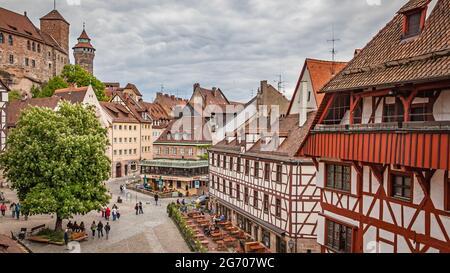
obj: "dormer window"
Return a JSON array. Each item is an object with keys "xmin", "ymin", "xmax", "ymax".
[{"xmin": 405, "ymin": 11, "xmax": 422, "ymax": 37}]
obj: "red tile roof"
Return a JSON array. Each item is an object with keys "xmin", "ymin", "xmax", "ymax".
[
  {"xmin": 398, "ymin": 0, "xmax": 431, "ymax": 13},
  {"xmin": 53, "ymin": 86, "xmax": 88, "ymax": 104},
  {"xmin": 288, "ymin": 59, "xmax": 347, "ymax": 114},
  {"xmin": 322, "ymin": 0, "xmax": 450, "ymax": 93},
  {"xmin": 40, "ymin": 9, "xmax": 69, "ymax": 25},
  {"xmin": 100, "ymin": 102, "xmax": 139, "ymax": 123},
  {"xmin": 73, "ymin": 42, "xmax": 95, "ymax": 50},
  {"xmin": 124, "ymin": 83, "xmax": 142, "ymax": 96},
  {"xmin": 0, "ymin": 7, "xmax": 43, "ymax": 42},
  {"xmin": 6, "ymin": 97, "xmax": 60, "ymax": 127},
  {"xmin": 78, "ymin": 29, "xmax": 90, "ymax": 40},
  {"xmin": 154, "ymin": 92, "xmax": 188, "ymax": 118}
]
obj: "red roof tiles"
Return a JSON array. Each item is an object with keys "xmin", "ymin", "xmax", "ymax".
[{"xmin": 322, "ymin": 0, "xmax": 450, "ymax": 93}]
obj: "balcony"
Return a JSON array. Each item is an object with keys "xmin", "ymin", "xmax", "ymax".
[
  {"xmin": 141, "ymin": 159, "xmax": 209, "ymax": 169},
  {"xmin": 303, "ymin": 121, "xmax": 450, "ymax": 171}
]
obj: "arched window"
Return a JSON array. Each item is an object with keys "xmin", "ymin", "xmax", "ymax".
[
  {"xmin": 0, "ymin": 33, "xmax": 3, "ymax": 44},
  {"xmin": 32, "ymin": 42, "xmax": 35, "ymax": 51},
  {"xmin": 37, "ymin": 44, "xmax": 41, "ymax": 53},
  {"xmin": 27, "ymin": 40, "xmax": 31, "ymax": 50},
  {"xmin": 8, "ymin": 35, "xmax": 13, "ymax": 45}
]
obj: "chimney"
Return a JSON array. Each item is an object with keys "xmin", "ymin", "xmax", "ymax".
[
  {"xmin": 156, "ymin": 92, "xmax": 162, "ymax": 96},
  {"xmin": 212, "ymin": 87, "xmax": 217, "ymax": 96},
  {"xmin": 354, "ymin": 49, "xmax": 362, "ymax": 57},
  {"xmin": 24, "ymin": 11, "xmax": 27, "ymax": 17},
  {"xmin": 299, "ymin": 81, "xmax": 308, "ymax": 127},
  {"xmin": 171, "ymin": 95, "xmax": 175, "ymax": 99}
]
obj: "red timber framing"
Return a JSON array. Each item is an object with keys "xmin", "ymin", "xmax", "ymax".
[{"xmin": 304, "ymin": 131, "xmax": 450, "ymax": 171}]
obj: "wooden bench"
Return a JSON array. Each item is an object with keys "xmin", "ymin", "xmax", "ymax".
[
  {"xmin": 28, "ymin": 224, "xmax": 46, "ymax": 236},
  {"xmin": 71, "ymin": 232, "xmax": 88, "ymax": 242}
]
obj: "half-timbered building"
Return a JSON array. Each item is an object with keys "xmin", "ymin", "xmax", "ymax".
[
  {"xmin": 0, "ymin": 79, "xmax": 8, "ymax": 151},
  {"xmin": 209, "ymin": 66, "xmax": 346, "ymax": 253},
  {"xmin": 299, "ymin": 0, "xmax": 450, "ymax": 253}
]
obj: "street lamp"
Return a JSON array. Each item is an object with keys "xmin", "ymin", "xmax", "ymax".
[{"xmin": 288, "ymin": 239, "xmax": 295, "ymax": 253}]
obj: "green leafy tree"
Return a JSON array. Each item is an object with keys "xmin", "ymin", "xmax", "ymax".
[
  {"xmin": 0, "ymin": 102, "xmax": 111, "ymax": 231},
  {"xmin": 37, "ymin": 76, "xmax": 69, "ymax": 98},
  {"xmin": 8, "ymin": 90, "xmax": 22, "ymax": 102},
  {"xmin": 61, "ymin": 65, "xmax": 107, "ymax": 101}
]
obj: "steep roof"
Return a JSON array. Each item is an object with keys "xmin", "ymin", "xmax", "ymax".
[
  {"xmin": 141, "ymin": 102, "xmax": 171, "ymax": 121},
  {"xmin": 78, "ymin": 29, "xmax": 90, "ymax": 40},
  {"xmin": 0, "ymin": 7, "xmax": 43, "ymax": 42},
  {"xmin": 322, "ymin": 0, "xmax": 450, "ymax": 93},
  {"xmin": 124, "ymin": 83, "xmax": 142, "ymax": 96},
  {"xmin": 40, "ymin": 9, "xmax": 69, "ymax": 25},
  {"xmin": 194, "ymin": 85, "xmax": 230, "ymax": 107},
  {"xmin": 6, "ymin": 97, "xmax": 60, "ymax": 127},
  {"xmin": 155, "ymin": 116, "xmax": 212, "ymax": 145},
  {"xmin": 53, "ymin": 86, "xmax": 88, "ymax": 104},
  {"xmin": 288, "ymin": 59, "xmax": 347, "ymax": 114},
  {"xmin": 154, "ymin": 92, "xmax": 188, "ymax": 117},
  {"xmin": 398, "ymin": 0, "xmax": 431, "ymax": 13},
  {"xmin": 100, "ymin": 102, "xmax": 139, "ymax": 124},
  {"xmin": 212, "ymin": 112, "xmax": 316, "ymax": 160}
]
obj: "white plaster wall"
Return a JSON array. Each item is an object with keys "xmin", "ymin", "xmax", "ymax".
[{"xmin": 433, "ymin": 89, "xmax": 450, "ymax": 121}]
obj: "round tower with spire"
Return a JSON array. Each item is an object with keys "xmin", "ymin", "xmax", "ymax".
[{"xmin": 73, "ymin": 24, "xmax": 95, "ymax": 74}]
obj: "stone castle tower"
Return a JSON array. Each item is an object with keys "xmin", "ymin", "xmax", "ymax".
[
  {"xmin": 40, "ymin": 9, "xmax": 70, "ymax": 53},
  {"xmin": 73, "ymin": 25, "xmax": 95, "ymax": 74}
]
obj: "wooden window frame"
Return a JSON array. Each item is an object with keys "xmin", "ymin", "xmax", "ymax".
[
  {"xmin": 403, "ymin": 9, "xmax": 424, "ymax": 39},
  {"xmin": 236, "ymin": 157, "xmax": 241, "ymax": 173},
  {"xmin": 229, "ymin": 181, "xmax": 233, "ymax": 197},
  {"xmin": 275, "ymin": 198, "xmax": 281, "ymax": 218},
  {"xmin": 244, "ymin": 187, "xmax": 249, "ymax": 205},
  {"xmin": 245, "ymin": 160, "xmax": 250, "ymax": 176},
  {"xmin": 254, "ymin": 161, "xmax": 259, "ymax": 178},
  {"xmin": 388, "ymin": 170, "xmax": 413, "ymax": 203},
  {"xmin": 253, "ymin": 190, "xmax": 258, "ymax": 208},
  {"xmin": 236, "ymin": 184, "xmax": 241, "ymax": 201},
  {"xmin": 229, "ymin": 156, "xmax": 234, "ymax": 171},
  {"xmin": 222, "ymin": 155, "xmax": 227, "ymax": 169},
  {"xmin": 325, "ymin": 163, "xmax": 351, "ymax": 192},
  {"xmin": 222, "ymin": 178, "xmax": 226, "ymax": 193},
  {"xmin": 276, "ymin": 164, "xmax": 282, "ymax": 183},
  {"xmin": 263, "ymin": 194, "xmax": 269, "ymax": 213},
  {"xmin": 264, "ymin": 163, "xmax": 270, "ymax": 181},
  {"xmin": 324, "ymin": 218, "xmax": 355, "ymax": 253}
]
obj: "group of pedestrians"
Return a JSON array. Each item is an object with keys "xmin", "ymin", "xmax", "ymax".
[
  {"xmin": 89, "ymin": 221, "xmax": 111, "ymax": 239},
  {"xmin": 66, "ymin": 221, "xmax": 85, "ymax": 233},
  {"xmin": 101, "ymin": 204, "xmax": 121, "ymax": 221},
  {"xmin": 135, "ymin": 201, "xmax": 144, "ymax": 215},
  {"xmin": 7, "ymin": 202, "xmax": 21, "ymax": 219}
]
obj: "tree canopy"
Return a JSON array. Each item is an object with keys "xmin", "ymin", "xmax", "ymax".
[
  {"xmin": 32, "ymin": 64, "xmax": 108, "ymax": 101},
  {"xmin": 0, "ymin": 102, "xmax": 111, "ymax": 230}
]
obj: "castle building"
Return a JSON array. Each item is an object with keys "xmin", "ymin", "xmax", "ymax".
[
  {"xmin": 73, "ymin": 25, "xmax": 95, "ymax": 75},
  {"xmin": 0, "ymin": 7, "xmax": 70, "ymax": 92}
]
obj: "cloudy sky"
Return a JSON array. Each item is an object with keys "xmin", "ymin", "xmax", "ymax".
[{"xmin": 3, "ymin": 0, "xmax": 406, "ymax": 102}]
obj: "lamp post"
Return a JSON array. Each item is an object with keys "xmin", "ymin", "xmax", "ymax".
[{"xmin": 288, "ymin": 239, "xmax": 295, "ymax": 253}]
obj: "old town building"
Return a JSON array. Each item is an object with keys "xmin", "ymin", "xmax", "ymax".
[
  {"xmin": 0, "ymin": 7, "xmax": 70, "ymax": 92},
  {"xmin": 73, "ymin": 26, "xmax": 95, "ymax": 75},
  {"xmin": 299, "ymin": 0, "xmax": 450, "ymax": 253},
  {"xmin": 208, "ymin": 62, "xmax": 347, "ymax": 253}
]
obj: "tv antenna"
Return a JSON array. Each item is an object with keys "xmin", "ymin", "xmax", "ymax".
[
  {"xmin": 160, "ymin": 84, "xmax": 165, "ymax": 93},
  {"xmin": 274, "ymin": 74, "xmax": 286, "ymax": 95},
  {"xmin": 327, "ymin": 25, "xmax": 340, "ymax": 75}
]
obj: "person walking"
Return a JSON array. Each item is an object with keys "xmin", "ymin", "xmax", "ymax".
[
  {"xmin": 139, "ymin": 201, "xmax": 143, "ymax": 214},
  {"xmin": 105, "ymin": 207, "xmax": 111, "ymax": 221},
  {"xmin": 10, "ymin": 202, "xmax": 16, "ymax": 218},
  {"xmin": 15, "ymin": 203, "xmax": 20, "ymax": 220},
  {"xmin": 97, "ymin": 221, "xmax": 104, "ymax": 238},
  {"xmin": 154, "ymin": 194, "xmax": 159, "ymax": 206},
  {"xmin": 64, "ymin": 229, "xmax": 70, "ymax": 248},
  {"xmin": 101, "ymin": 207, "xmax": 105, "ymax": 218},
  {"xmin": 72, "ymin": 221, "xmax": 79, "ymax": 233},
  {"xmin": 0, "ymin": 203, "xmax": 6, "ymax": 216},
  {"xmin": 135, "ymin": 203, "xmax": 139, "ymax": 215},
  {"xmin": 104, "ymin": 222, "xmax": 111, "ymax": 240},
  {"xmin": 79, "ymin": 222, "xmax": 85, "ymax": 233},
  {"xmin": 116, "ymin": 209, "xmax": 121, "ymax": 220},
  {"xmin": 112, "ymin": 207, "xmax": 117, "ymax": 221},
  {"xmin": 90, "ymin": 221, "xmax": 96, "ymax": 237}
]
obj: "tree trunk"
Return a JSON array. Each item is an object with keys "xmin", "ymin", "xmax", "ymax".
[{"xmin": 55, "ymin": 216, "xmax": 63, "ymax": 232}]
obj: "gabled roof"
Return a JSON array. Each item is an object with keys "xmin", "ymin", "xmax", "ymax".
[
  {"xmin": 193, "ymin": 84, "xmax": 230, "ymax": 107},
  {"xmin": 398, "ymin": 0, "xmax": 431, "ymax": 13},
  {"xmin": 154, "ymin": 92, "xmax": 188, "ymax": 118},
  {"xmin": 124, "ymin": 83, "xmax": 142, "ymax": 96},
  {"xmin": 40, "ymin": 9, "xmax": 69, "ymax": 25},
  {"xmin": 6, "ymin": 97, "xmax": 61, "ymax": 127},
  {"xmin": 322, "ymin": 0, "xmax": 450, "ymax": 93},
  {"xmin": 155, "ymin": 116, "xmax": 212, "ymax": 145},
  {"xmin": 100, "ymin": 102, "xmax": 139, "ymax": 124},
  {"xmin": 288, "ymin": 59, "xmax": 347, "ymax": 114}
]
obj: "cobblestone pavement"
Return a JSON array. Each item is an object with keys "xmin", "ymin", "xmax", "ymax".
[{"xmin": 0, "ymin": 177, "xmax": 191, "ymax": 253}]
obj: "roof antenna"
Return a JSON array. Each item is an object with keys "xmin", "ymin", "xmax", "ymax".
[
  {"xmin": 274, "ymin": 74, "xmax": 285, "ymax": 95},
  {"xmin": 327, "ymin": 25, "xmax": 340, "ymax": 75},
  {"xmin": 160, "ymin": 84, "xmax": 165, "ymax": 93},
  {"xmin": 83, "ymin": 22, "xmax": 86, "ymax": 31}
]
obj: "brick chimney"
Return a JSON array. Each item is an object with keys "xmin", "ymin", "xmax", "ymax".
[{"xmin": 193, "ymin": 83, "xmax": 200, "ymax": 91}]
